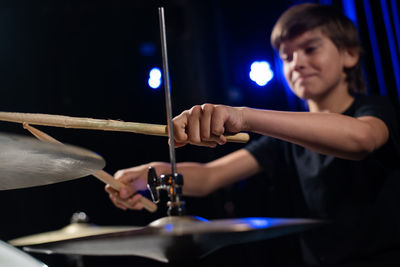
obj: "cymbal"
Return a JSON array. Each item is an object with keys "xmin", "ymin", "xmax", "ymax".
[
  {"xmin": 18, "ymin": 216, "xmax": 322, "ymax": 263},
  {"xmin": 8, "ymin": 223, "xmax": 140, "ymax": 246},
  {"xmin": 0, "ymin": 132, "xmax": 105, "ymax": 190}
]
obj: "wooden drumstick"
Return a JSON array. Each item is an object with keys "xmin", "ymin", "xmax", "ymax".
[
  {"xmin": 87, "ymin": 169, "xmax": 158, "ymax": 213},
  {"xmin": 23, "ymin": 123, "xmax": 158, "ymax": 213},
  {"xmin": 0, "ymin": 112, "xmax": 250, "ymax": 143}
]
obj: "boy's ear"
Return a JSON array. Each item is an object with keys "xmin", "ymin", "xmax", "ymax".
[{"xmin": 343, "ymin": 47, "xmax": 360, "ymax": 68}]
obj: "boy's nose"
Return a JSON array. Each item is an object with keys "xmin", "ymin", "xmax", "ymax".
[{"xmin": 292, "ymin": 52, "xmax": 306, "ymax": 70}]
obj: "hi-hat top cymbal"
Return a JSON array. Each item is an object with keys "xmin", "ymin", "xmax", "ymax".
[
  {"xmin": 0, "ymin": 132, "xmax": 105, "ymax": 190},
  {"xmin": 17, "ymin": 216, "xmax": 322, "ymax": 263}
]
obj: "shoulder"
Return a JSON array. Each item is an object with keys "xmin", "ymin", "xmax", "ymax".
[
  {"xmin": 353, "ymin": 94, "xmax": 393, "ymax": 109},
  {"xmin": 351, "ymin": 94, "xmax": 398, "ymax": 120},
  {"xmin": 355, "ymin": 95, "xmax": 400, "ymax": 158}
]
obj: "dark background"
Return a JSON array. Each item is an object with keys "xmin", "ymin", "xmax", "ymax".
[{"xmin": 0, "ymin": 0, "xmax": 399, "ymax": 266}]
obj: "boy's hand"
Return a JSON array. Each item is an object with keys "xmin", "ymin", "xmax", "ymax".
[
  {"xmin": 105, "ymin": 164, "xmax": 149, "ymax": 210},
  {"xmin": 105, "ymin": 162, "xmax": 170, "ymax": 210},
  {"xmin": 172, "ymin": 104, "xmax": 244, "ymax": 148}
]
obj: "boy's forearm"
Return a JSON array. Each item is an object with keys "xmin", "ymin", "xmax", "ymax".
[
  {"xmin": 176, "ymin": 149, "xmax": 260, "ymax": 197},
  {"xmin": 242, "ymin": 107, "xmax": 387, "ymax": 160}
]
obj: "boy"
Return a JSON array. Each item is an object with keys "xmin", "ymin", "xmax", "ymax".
[{"xmin": 106, "ymin": 3, "xmax": 400, "ymax": 265}]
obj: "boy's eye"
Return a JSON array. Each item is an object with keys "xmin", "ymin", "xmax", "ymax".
[
  {"xmin": 305, "ymin": 46, "xmax": 316, "ymax": 54},
  {"xmin": 281, "ymin": 54, "xmax": 292, "ymax": 62}
]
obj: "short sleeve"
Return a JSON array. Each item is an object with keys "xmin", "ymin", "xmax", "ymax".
[
  {"xmin": 354, "ymin": 96, "xmax": 396, "ymax": 130},
  {"xmin": 244, "ymin": 135, "xmax": 286, "ymax": 173},
  {"xmin": 354, "ymin": 95, "xmax": 400, "ymax": 160}
]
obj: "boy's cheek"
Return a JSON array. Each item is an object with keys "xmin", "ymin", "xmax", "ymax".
[{"xmin": 283, "ymin": 69, "xmax": 292, "ymax": 85}]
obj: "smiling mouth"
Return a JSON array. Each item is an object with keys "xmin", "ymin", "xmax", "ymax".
[{"xmin": 294, "ymin": 74, "xmax": 315, "ymax": 84}]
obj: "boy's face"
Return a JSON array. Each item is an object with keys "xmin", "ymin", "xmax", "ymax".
[{"xmin": 279, "ymin": 28, "xmax": 355, "ymax": 101}]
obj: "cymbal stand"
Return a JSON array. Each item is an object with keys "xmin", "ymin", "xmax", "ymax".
[
  {"xmin": 147, "ymin": 167, "xmax": 185, "ymax": 216},
  {"xmin": 147, "ymin": 7, "xmax": 185, "ymax": 216}
]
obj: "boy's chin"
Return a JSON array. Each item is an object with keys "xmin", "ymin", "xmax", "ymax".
[
  {"xmin": 291, "ymin": 87, "xmax": 310, "ymax": 100},
  {"xmin": 292, "ymin": 86, "xmax": 324, "ymax": 101}
]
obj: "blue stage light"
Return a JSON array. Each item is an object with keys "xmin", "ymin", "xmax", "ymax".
[
  {"xmin": 139, "ymin": 42, "xmax": 156, "ymax": 56},
  {"xmin": 148, "ymin": 67, "xmax": 162, "ymax": 89},
  {"xmin": 342, "ymin": 0, "xmax": 358, "ymax": 29},
  {"xmin": 249, "ymin": 61, "xmax": 274, "ymax": 86},
  {"xmin": 241, "ymin": 218, "xmax": 269, "ymax": 229},
  {"xmin": 363, "ymin": 0, "xmax": 387, "ymax": 96}
]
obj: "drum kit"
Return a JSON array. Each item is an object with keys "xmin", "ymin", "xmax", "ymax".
[{"xmin": 0, "ymin": 7, "xmax": 322, "ymax": 267}]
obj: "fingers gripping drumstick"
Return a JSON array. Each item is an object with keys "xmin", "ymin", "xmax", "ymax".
[
  {"xmin": 23, "ymin": 123, "xmax": 157, "ymax": 213},
  {"xmin": 89, "ymin": 169, "xmax": 157, "ymax": 213}
]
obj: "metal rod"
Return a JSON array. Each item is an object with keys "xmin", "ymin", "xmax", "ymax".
[{"xmin": 158, "ymin": 7, "xmax": 177, "ymax": 175}]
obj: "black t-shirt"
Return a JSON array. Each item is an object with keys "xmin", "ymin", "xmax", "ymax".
[{"xmin": 245, "ymin": 95, "xmax": 400, "ymax": 265}]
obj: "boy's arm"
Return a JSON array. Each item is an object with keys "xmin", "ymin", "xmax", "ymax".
[
  {"xmin": 173, "ymin": 104, "xmax": 389, "ymax": 161},
  {"xmin": 243, "ymin": 108, "xmax": 388, "ymax": 160},
  {"xmin": 181, "ymin": 149, "xmax": 260, "ymax": 196},
  {"xmin": 106, "ymin": 149, "xmax": 260, "ymax": 210}
]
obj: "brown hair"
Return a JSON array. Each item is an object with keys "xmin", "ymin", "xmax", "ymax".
[{"xmin": 271, "ymin": 3, "xmax": 366, "ymax": 95}]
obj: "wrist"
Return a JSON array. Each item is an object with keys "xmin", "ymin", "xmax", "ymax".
[
  {"xmin": 149, "ymin": 161, "xmax": 171, "ymax": 175},
  {"xmin": 238, "ymin": 106, "xmax": 251, "ymax": 132}
]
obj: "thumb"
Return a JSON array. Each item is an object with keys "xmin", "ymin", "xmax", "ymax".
[{"xmin": 120, "ymin": 185, "xmax": 135, "ymax": 199}]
